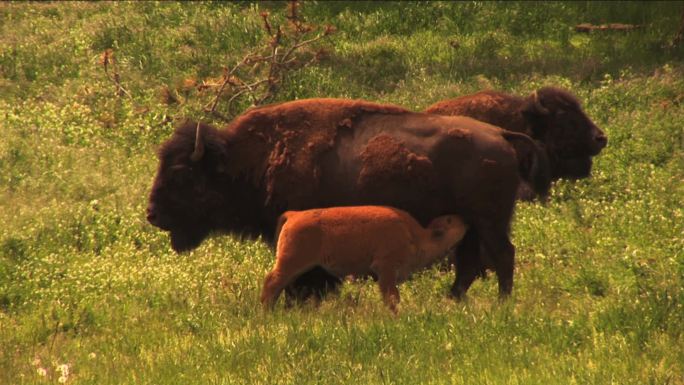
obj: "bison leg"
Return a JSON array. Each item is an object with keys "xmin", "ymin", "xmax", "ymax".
[
  {"xmin": 284, "ymin": 267, "xmax": 342, "ymax": 305},
  {"xmin": 477, "ymin": 223, "xmax": 515, "ymax": 298},
  {"xmin": 450, "ymin": 229, "xmax": 484, "ymax": 300},
  {"xmin": 516, "ymin": 181, "xmax": 537, "ymax": 202}
]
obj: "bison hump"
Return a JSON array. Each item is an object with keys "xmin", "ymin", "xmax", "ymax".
[{"xmin": 242, "ymin": 99, "xmax": 410, "ymax": 208}]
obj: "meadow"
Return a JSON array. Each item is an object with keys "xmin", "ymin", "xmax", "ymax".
[{"xmin": 1, "ymin": 2, "xmax": 683, "ymax": 384}]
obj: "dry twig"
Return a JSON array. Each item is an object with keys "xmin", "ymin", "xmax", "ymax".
[
  {"xmin": 200, "ymin": 0, "xmax": 336, "ymax": 121},
  {"xmin": 671, "ymin": 8, "xmax": 684, "ymax": 47},
  {"xmin": 99, "ymin": 49, "xmax": 133, "ymax": 99},
  {"xmin": 575, "ymin": 23, "xmax": 640, "ymax": 33}
]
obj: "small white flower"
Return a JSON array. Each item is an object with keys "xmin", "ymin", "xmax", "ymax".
[
  {"xmin": 58, "ymin": 375, "xmax": 68, "ymax": 384},
  {"xmin": 57, "ymin": 364, "xmax": 69, "ymax": 376},
  {"xmin": 88, "ymin": 352, "xmax": 97, "ymax": 359},
  {"xmin": 36, "ymin": 367, "xmax": 47, "ymax": 377}
]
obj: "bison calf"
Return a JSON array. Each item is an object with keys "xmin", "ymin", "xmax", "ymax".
[{"xmin": 261, "ymin": 206, "xmax": 467, "ymax": 313}]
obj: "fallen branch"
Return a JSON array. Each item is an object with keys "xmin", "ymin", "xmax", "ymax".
[{"xmin": 575, "ymin": 23, "xmax": 640, "ymax": 33}]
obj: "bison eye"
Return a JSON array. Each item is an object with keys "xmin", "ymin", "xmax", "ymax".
[
  {"xmin": 169, "ymin": 165, "xmax": 193, "ymax": 183},
  {"xmin": 170, "ymin": 164, "xmax": 191, "ymax": 172}
]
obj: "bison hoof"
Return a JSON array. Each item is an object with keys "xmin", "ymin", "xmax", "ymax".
[{"xmin": 449, "ymin": 287, "xmax": 468, "ymax": 302}]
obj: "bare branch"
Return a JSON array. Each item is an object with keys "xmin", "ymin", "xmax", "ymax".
[
  {"xmin": 671, "ymin": 7, "xmax": 684, "ymax": 47},
  {"xmin": 100, "ymin": 49, "xmax": 133, "ymax": 99},
  {"xmin": 260, "ymin": 11, "xmax": 273, "ymax": 37},
  {"xmin": 198, "ymin": 0, "xmax": 335, "ymax": 120},
  {"xmin": 204, "ymin": 53, "xmax": 254, "ymax": 114},
  {"xmin": 226, "ymin": 89, "xmax": 250, "ymax": 116}
]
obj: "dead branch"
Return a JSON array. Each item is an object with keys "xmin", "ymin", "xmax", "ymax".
[
  {"xmin": 99, "ymin": 49, "xmax": 133, "ymax": 99},
  {"xmin": 198, "ymin": 0, "xmax": 335, "ymax": 122},
  {"xmin": 575, "ymin": 23, "xmax": 640, "ymax": 33},
  {"xmin": 203, "ymin": 53, "xmax": 255, "ymax": 115},
  {"xmin": 671, "ymin": 7, "xmax": 684, "ymax": 47}
]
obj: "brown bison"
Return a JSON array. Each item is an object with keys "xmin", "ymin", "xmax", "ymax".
[
  {"xmin": 147, "ymin": 98, "xmax": 551, "ymax": 301},
  {"xmin": 425, "ymin": 87, "xmax": 607, "ymax": 199},
  {"xmin": 262, "ymin": 206, "xmax": 467, "ymax": 312}
]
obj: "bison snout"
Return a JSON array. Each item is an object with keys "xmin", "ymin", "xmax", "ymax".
[
  {"xmin": 589, "ymin": 132, "xmax": 607, "ymax": 155},
  {"xmin": 146, "ymin": 206, "xmax": 161, "ymax": 227},
  {"xmin": 595, "ymin": 133, "xmax": 607, "ymax": 149}
]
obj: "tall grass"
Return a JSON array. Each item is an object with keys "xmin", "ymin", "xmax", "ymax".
[{"xmin": 1, "ymin": 2, "xmax": 683, "ymax": 384}]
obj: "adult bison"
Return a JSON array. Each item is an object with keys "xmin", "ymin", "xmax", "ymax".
[
  {"xmin": 146, "ymin": 99, "xmax": 550, "ymax": 301},
  {"xmin": 425, "ymin": 87, "xmax": 607, "ymax": 200}
]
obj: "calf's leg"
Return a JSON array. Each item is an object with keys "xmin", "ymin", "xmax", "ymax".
[
  {"xmin": 373, "ymin": 263, "xmax": 400, "ymax": 314},
  {"xmin": 261, "ymin": 252, "xmax": 319, "ymax": 309},
  {"xmin": 261, "ymin": 270, "xmax": 291, "ymax": 308}
]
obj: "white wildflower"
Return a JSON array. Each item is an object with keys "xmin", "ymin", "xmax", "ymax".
[
  {"xmin": 36, "ymin": 367, "xmax": 47, "ymax": 377},
  {"xmin": 57, "ymin": 363, "xmax": 70, "ymax": 376}
]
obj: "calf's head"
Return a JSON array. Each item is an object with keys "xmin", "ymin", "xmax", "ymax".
[
  {"xmin": 147, "ymin": 121, "xmax": 234, "ymax": 252},
  {"xmin": 427, "ymin": 215, "xmax": 468, "ymax": 248},
  {"xmin": 522, "ymin": 87, "xmax": 607, "ymax": 179}
]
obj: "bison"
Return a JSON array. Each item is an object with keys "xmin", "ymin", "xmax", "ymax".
[
  {"xmin": 425, "ymin": 87, "xmax": 607, "ymax": 199},
  {"xmin": 147, "ymin": 98, "xmax": 551, "ymax": 302},
  {"xmin": 262, "ymin": 206, "xmax": 467, "ymax": 312}
]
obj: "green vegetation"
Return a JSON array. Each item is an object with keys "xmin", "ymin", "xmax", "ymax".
[{"xmin": 1, "ymin": 2, "xmax": 683, "ymax": 384}]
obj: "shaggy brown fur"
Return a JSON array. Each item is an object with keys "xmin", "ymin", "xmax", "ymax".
[
  {"xmin": 262, "ymin": 206, "xmax": 467, "ymax": 312},
  {"xmin": 425, "ymin": 87, "xmax": 607, "ymax": 199},
  {"xmin": 222, "ymin": 99, "xmax": 410, "ymax": 207},
  {"xmin": 147, "ymin": 98, "xmax": 552, "ymax": 302}
]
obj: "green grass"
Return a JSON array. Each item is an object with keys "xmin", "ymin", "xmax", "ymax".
[{"xmin": 1, "ymin": 1, "xmax": 683, "ymax": 384}]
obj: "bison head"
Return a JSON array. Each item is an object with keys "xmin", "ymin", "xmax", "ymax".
[
  {"xmin": 147, "ymin": 121, "xmax": 248, "ymax": 252},
  {"xmin": 521, "ymin": 87, "xmax": 607, "ymax": 179}
]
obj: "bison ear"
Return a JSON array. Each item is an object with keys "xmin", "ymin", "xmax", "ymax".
[
  {"xmin": 522, "ymin": 90, "xmax": 550, "ymax": 117},
  {"xmin": 190, "ymin": 122, "xmax": 205, "ymax": 162}
]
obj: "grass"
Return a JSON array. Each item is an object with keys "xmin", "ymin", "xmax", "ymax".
[{"xmin": 1, "ymin": 1, "xmax": 683, "ymax": 384}]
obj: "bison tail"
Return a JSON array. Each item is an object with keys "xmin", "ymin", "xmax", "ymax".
[
  {"xmin": 274, "ymin": 212, "xmax": 291, "ymax": 245},
  {"xmin": 502, "ymin": 131, "xmax": 552, "ymax": 200}
]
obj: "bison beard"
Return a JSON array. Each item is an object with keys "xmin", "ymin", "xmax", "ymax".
[
  {"xmin": 147, "ymin": 99, "xmax": 551, "ymax": 302},
  {"xmin": 425, "ymin": 87, "xmax": 607, "ymax": 200}
]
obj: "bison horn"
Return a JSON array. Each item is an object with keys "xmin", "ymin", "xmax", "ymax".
[
  {"xmin": 190, "ymin": 122, "xmax": 205, "ymax": 162},
  {"xmin": 531, "ymin": 90, "xmax": 550, "ymax": 115}
]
